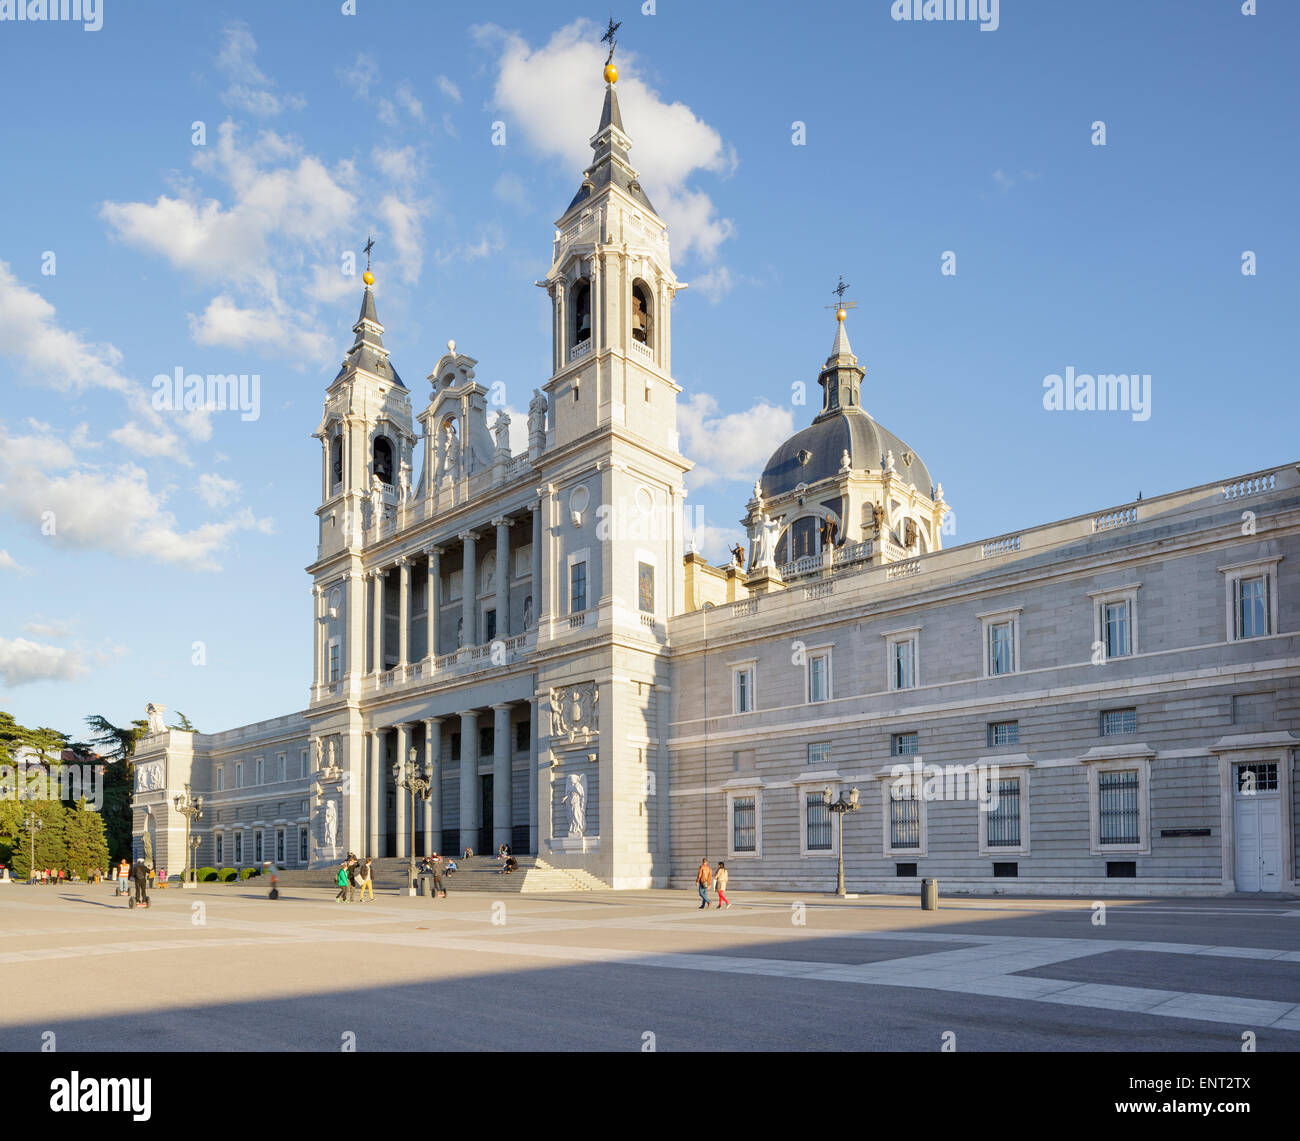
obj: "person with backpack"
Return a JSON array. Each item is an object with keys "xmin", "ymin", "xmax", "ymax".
[
  {"xmin": 715, "ymin": 862, "xmax": 731, "ymax": 909},
  {"xmin": 696, "ymin": 858, "xmax": 713, "ymax": 909}
]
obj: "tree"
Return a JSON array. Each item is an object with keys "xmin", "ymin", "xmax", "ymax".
[
  {"xmin": 63, "ymin": 799, "xmax": 110, "ymax": 879},
  {"xmin": 0, "ymin": 711, "xmax": 69, "ymax": 761},
  {"xmin": 168, "ymin": 711, "xmax": 196, "ymax": 732},
  {"xmin": 84, "ymin": 714, "xmax": 148, "ymax": 863},
  {"xmin": 7, "ymin": 800, "xmax": 67, "ymax": 879}
]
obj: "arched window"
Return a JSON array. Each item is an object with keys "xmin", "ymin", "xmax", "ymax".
[
  {"xmin": 373, "ymin": 436, "xmax": 394, "ymax": 485},
  {"xmin": 330, "ymin": 433, "xmax": 343, "ymax": 489},
  {"xmin": 571, "ymin": 278, "xmax": 591, "ymax": 346},
  {"xmin": 631, "ymin": 279, "xmax": 653, "ymax": 345}
]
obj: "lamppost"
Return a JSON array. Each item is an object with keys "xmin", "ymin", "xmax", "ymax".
[
  {"xmin": 23, "ymin": 812, "xmax": 42, "ymax": 883},
  {"xmin": 393, "ymin": 746, "xmax": 433, "ymax": 895},
  {"xmin": 823, "ymin": 785, "xmax": 860, "ymax": 898},
  {"xmin": 190, "ymin": 836, "xmax": 201, "ymax": 883},
  {"xmin": 172, "ymin": 784, "xmax": 204, "ymax": 887}
]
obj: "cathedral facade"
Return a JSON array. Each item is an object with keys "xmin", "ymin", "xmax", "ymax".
[{"xmin": 130, "ymin": 67, "xmax": 1300, "ymax": 896}]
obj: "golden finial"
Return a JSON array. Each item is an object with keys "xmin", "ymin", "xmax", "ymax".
[
  {"xmin": 826, "ymin": 275, "xmax": 855, "ymax": 322},
  {"xmin": 604, "ymin": 63, "xmax": 619, "ymax": 84},
  {"xmin": 362, "ymin": 235, "xmax": 376, "ymax": 285},
  {"xmin": 363, "ymin": 270, "xmax": 375, "ymax": 286}
]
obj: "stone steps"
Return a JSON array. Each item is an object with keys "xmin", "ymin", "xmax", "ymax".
[{"xmin": 271, "ymin": 855, "xmax": 607, "ymax": 893}]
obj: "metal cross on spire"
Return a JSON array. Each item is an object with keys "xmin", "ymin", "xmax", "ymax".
[
  {"xmin": 602, "ymin": 14, "xmax": 621, "ymax": 64},
  {"xmin": 363, "ymin": 235, "xmax": 376, "ymax": 272},
  {"xmin": 825, "ymin": 274, "xmax": 857, "ymax": 316}
]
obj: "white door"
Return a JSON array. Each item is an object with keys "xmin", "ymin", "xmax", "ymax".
[{"xmin": 1234, "ymin": 794, "xmax": 1281, "ymax": 892}]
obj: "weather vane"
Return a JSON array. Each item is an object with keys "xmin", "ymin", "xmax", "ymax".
[
  {"xmin": 363, "ymin": 235, "xmax": 375, "ymax": 272},
  {"xmin": 825, "ymin": 274, "xmax": 857, "ymax": 319},
  {"xmin": 602, "ymin": 15, "xmax": 621, "ymax": 64}
]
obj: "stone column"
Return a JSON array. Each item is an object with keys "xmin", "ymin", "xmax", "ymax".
[
  {"xmin": 459, "ymin": 710, "xmax": 479, "ymax": 855},
  {"xmin": 426, "ymin": 547, "xmax": 441, "ymax": 663},
  {"xmin": 311, "ymin": 584, "xmax": 324, "ymax": 695},
  {"xmin": 531, "ymin": 502, "xmax": 542, "ymax": 629},
  {"xmin": 367, "ymin": 729, "xmax": 381, "ymax": 857},
  {"xmin": 425, "ymin": 717, "xmax": 442, "ymax": 856},
  {"xmin": 397, "ymin": 557, "xmax": 411, "ymax": 677},
  {"xmin": 321, "ymin": 435, "xmax": 330, "ymax": 501},
  {"xmin": 529, "ymin": 696, "xmax": 540, "ymax": 855},
  {"xmin": 493, "ymin": 703, "xmax": 512, "ymax": 851},
  {"xmin": 394, "ymin": 723, "xmax": 409, "ymax": 858},
  {"xmin": 493, "ymin": 517, "xmax": 510, "ymax": 639},
  {"xmin": 459, "ymin": 531, "xmax": 477, "ymax": 648},
  {"xmin": 345, "ymin": 568, "xmax": 364, "ymax": 682}
]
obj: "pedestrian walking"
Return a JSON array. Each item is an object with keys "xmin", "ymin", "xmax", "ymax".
[
  {"xmin": 359, "ymin": 857, "xmax": 375, "ymax": 901},
  {"xmin": 334, "ymin": 861, "xmax": 350, "ymax": 903},
  {"xmin": 130, "ymin": 859, "xmax": 150, "ymax": 909},
  {"xmin": 696, "ymin": 858, "xmax": 713, "ymax": 909},
  {"xmin": 346, "ymin": 858, "xmax": 359, "ymax": 902},
  {"xmin": 715, "ymin": 862, "xmax": 731, "ymax": 909},
  {"xmin": 430, "ymin": 853, "xmax": 447, "ymax": 898}
]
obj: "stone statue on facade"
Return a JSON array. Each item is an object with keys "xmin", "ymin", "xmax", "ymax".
[
  {"xmin": 146, "ymin": 703, "xmax": 167, "ymax": 736},
  {"xmin": 327, "ymin": 738, "xmax": 338, "ymax": 772},
  {"xmin": 883, "ymin": 450, "xmax": 895, "ymax": 473},
  {"xmin": 523, "ymin": 595, "xmax": 534, "ymax": 630},
  {"xmin": 398, "ymin": 457, "xmax": 412, "ymax": 503},
  {"xmin": 563, "ymin": 772, "xmax": 587, "ymax": 836},
  {"xmin": 324, "ymin": 799, "xmax": 338, "ymax": 850},
  {"xmin": 750, "ymin": 511, "xmax": 781, "ymax": 571},
  {"xmin": 370, "ymin": 473, "xmax": 384, "ymax": 531},
  {"xmin": 313, "ymin": 738, "xmax": 323, "ymax": 771},
  {"xmin": 528, "ymin": 389, "xmax": 547, "ymax": 437},
  {"xmin": 872, "ymin": 502, "xmax": 886, "ymax": 535},
  {"xmin": 493, "ymin": 410, "xmax": 511, "ymax": 452}
]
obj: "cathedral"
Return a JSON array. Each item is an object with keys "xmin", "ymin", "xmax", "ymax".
[{"xmin": 131, "ymin": 57, "xmax": 1299, "ymax": 896}]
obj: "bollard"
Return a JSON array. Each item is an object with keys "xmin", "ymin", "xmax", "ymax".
[
  {"xmin": 417, "ymin": 874, "xmax": 430, "ymax": 898},
  {"xmin": 921, "ymin": 878, "xmax": 938, "ymax": 910}
]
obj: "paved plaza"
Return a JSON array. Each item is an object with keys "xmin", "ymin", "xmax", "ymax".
[{"xmin": 1, "ymin": 883, "xmax": 1298, "ymax": 1051}]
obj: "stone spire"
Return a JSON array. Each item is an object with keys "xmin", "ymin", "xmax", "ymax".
[
  {"xmin": 816, "ymin": 308, "xmax": 865, "ymax": 417},
  {"xmin": 334, "ymin": 274, "xmax": 404, "ymax": 388},
  {"xmin": 565, "ymin": 64, "xmax": 657, "ymax": 217}
]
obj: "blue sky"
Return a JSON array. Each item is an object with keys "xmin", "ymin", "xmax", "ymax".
[{"xmin": 0, "ymin": 0, "xmax": 1296, "ymax": 737}]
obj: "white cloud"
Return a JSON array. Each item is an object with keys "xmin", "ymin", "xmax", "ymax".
[
  {"xmin": 379, "ymin": 195, "xmax": 426, "ymax": 285},
  {"xmin": 690, "ymin": 265, "xmax": 733, "ymax": 303},
  {"xmin": 0, "ymin": 550, "xmax": 25, "ymax": 574},
  {"xmin": 217, "ymin": 22, "xmax": 305, "ymax": 116},
  {"xmin": 435, "ymin": 224, "xmax": 505, "ymax": 267},
  {"xmin": 394, "ymin": 80, "xmax": 425, "ymax": 122},
  {"xmin": 681, "ymin": 520, "xmax": 746, "ymax": 565},
  {"xmin": 437, "ymin": 75, "xmax": 462, "ymax": 103},
  {"xmin": 493, "ymin": 172, "xmax": 532, "ymax": 213},
  {"xmin": 339, "ymin": 52, "xmax": 379, "ymax": 99},
  {"xmin": 477, "ymin": 20, "xmax": 736, "ymax": 261},
  {"xmin": 0, "ymin": 637, "xmax": 89, "ymax": 687},
  {"xmin": 677, "ymin": 392, "xmax": 794, "ymax": 489},
  {"xmin": 108, "ymin": 421, "xmax": 191, "ymax": 465},
  {"xmin": 196, "ymin": 472, "xmax": 241, "ymax": 509},
  {"xmin": 189, "ymin": 294, "xmax": 332, "ymax": 361},
  {"xmin": 0, "ymin": 424, "xmax": 273, "ymax": 572},
  {"xmin": 22, "ymin": 619, "xmax": 72, "ymax": 638}
]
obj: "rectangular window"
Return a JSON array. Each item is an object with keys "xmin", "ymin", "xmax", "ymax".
[
  {"xmin": 892, "ymin": 732, "xmax": 919, "ymax": 756},
  {"xmin": 255, "ymin": 831, "xmax": 264, "ymax": 863},
  {"xmin": 1237, "ymin": 763, "xmax": 1279, "ymax": 792},
  {"xmin": 216, "ymin": 766, "xmax": 224, "ymax": 791},
  {"xmin": 638, "ymin": 561, "xmax": 655, "ymax": 613},
  {"xmin": 450, "ymin": 733, "xmax": 461, "ymax": 761},
  {"xmin": 277, "ymin": 754, "xmax": 286, "ymax": 783},
  {"xmin": 485, "ymin": 608, "xmax": 497, "ymax": 641},
  {"xmin": 807, "ymin": 651, "xmax": 831, "ymax": 703},
  {"xmin": 987, "ymin": 721, "xmax": 1020, "ymax": 747},
  {"xmin": 235, "ymin": 763, "xmax": 243, "ymax": 789},
  {"xmin": 988, "ymin": 621, "xmax": 1015, "ymax": 675},
  {"xmin": 479, "ymin": 727, "xmax": 494, "ymax": 758},
  {"xmin": 1101, "ymin": 708, "xmax": 1137, "ymax": 736},
  {"xmin": 733, "ymin": 667, "xmax": 755, "ymax": 714},
  {"xmin": 889, "ymin": 787, "xmax": 921, "ymax": 850},
  {"xmin": 1098, "ymin": 770, "xmax": 1140, "ymax": 845},
  {"xmin": 1102, "ymin": 600, "xmax": 1131, "ymax": 658},
  {"xmin": 215, "ymin": 834, "xmax": 224, "ymax": 864},
  {"xmin": 891, "ymin": 638, "xmax": 916, "ymax": 690},
  {"xmin": 329, "ymin": 641, "xmax": 341, "ymax": 682},
  {"xmin": 805, "ymin": 793, "xmax": 833, "ymax": 851},
  {"xmin": 515, "ymin": 719, "xmax": 530, "ymax": 752},
  {"xmin": 255, "ymin": 758, "xmax": 264, "ymax": 785},
  {"xmin": 895, "ymin": 862, "xmax": 918, "ymax": 877},
  {"xmin": 299, "ymin": 749, "xmax": 308, "ymax": 778},
  {"xmin": 1236, "ymin": 575, "xmax": 1270, "ymax": 639},
  {"xmin": 985, "ymin": 777, "xmax": 1021, "ymax": 847},
  {"xmin": 276, "ymin": 829, "xmax": 285, "ymax": 863},
  {"xmin": 732, "ymin": 796, "xmax": 756, "ymax": 853},
  {"xmin": 1106, "ymin": 860, "xmax": 1137, "ymax": 878},
  {"xmin": 807, "ymin": 741, "xmax": 831, "ymax": 767},
  {"xmin": 299, "ymin": 827, "xmax": 308, "ymax": 864},
  {"xmin": 570, "ymin": 561, "xmax": 587, "ymax": 613},
  {"xmin": 234, "ymin": 833, "xmax": 243, "ymax": 864}
]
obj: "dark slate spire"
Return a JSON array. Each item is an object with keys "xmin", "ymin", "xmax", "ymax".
[
  {"xmin": 333, "ymin": 280, "xmax": 404, "ymax": 388},
  {"xmin": 565, "ymin": 74, "xmax": 657, "ymax": 217}
]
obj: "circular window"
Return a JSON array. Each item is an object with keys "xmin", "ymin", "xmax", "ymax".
[
  {"xmin": 635, "ymin": 486, "xmax": 654, "ymax": 515},
  {"xmin": 569, "ymin": 484, "xmax": 590, "ymax": 517}
]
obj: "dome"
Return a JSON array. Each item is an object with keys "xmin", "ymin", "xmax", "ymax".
[{"xmin": 760, "ymin": 408, "xmax": 933, "ymax": 499}]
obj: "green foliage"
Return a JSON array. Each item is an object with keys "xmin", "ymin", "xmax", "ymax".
[
  {"xmin": 238, "ymin": 866, "xmax": 260, "ymax": 880},
  {"xmin": 83, "ymin": 714, "xmax": 146, "ymax": 863},
  {"xmin": 168, "ymin": 712, "xmax": 196, "ymax": 732},
  {"xmin": 6, "ymin": 801, "xmax": 68, "ymax": 879},
  {"xmin": 219, "ymin": 867, "xmax": 238, "ymax": 882},
  {"xmin": 196, "ymin": 866, "xmax": 218, "ymax": 882},
  {"xmin": 62, "ymin": 800, "xmax": 110, "ymax": 880},
  {"xmin": 0, "ymin": 711, "xmax": 70, "ymax": 762}
]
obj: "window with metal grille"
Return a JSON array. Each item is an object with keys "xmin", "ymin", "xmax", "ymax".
[
  {"xmin": 807, "ymin": 741, "xmax": 831, "ymax": 767},
  {"xmin": 1098, "ymin": 770, "xmax": 1140, "ymax": 844},
  {"xmin": 215, "ymin": 834, "xmax": 224, "ymax": 864},
  {"xmin": 1235, "ymin": 575, "xmax": 1270, "ymax": 639},
  {"xmin": 1237, "ymin": 763, "xmax": 1278, "ymax": 793},
  {"xmin": 892, "ymin": 732, "xmax": 919, "ymax": 756},
  {"xmin": 234, "ymin": 833, "xmax": 243, "ymax": 864},
  {"xmin": 298, "ymin": 828, "xmax": 308, "ymax": 864},
  {"xmin": 329, "ymin": 641, "xmax": 341, "ymax": 681},
  {"xmin": 993, "ymin": 862, "xmax": 1018, "ymax": 877},
  {"xmin": 988, "ymin": 621, "xmax": 1015, "ymax": 675},
  {"xmin": 1106, "ymin": 860, "xmax": 1137, "ymax": 878},
  {"xmin": 806, "ymin": 794, "xmax": 832, "ymax": 851},
  {"xmin": 570, "ymin": 561, "xmax": 587, "ymax": 613},
  {"xmin": 895, "ymin": 862, "xmax": 917, "ymax": 877},
  {"xmin": 276, "ymin": 830, "xmax": 285, "ymax": 863},
  {"xmin": 985, "ymin": 777, "xmax": 1021, "ymax": 847},
  {"xmin": 1101, "ymin": 600, "xmax": 1131, "ymax": 658},
  {"xmin": 1101, "ymin": 708, "xmax": 1137, "ymax": 736},
  {"xmin": 987, "ymin": 721, "xmax": 1019, "ymax": 746},
  {"xmin": 890, "ymin": 787, "xmax": 921, "ymax": 850},
  {"xmin": 255, "ymin": 831, "xmax": 264, "ymax": 863},
  {"xmin": 732, "ymin": 796, "xmax": 756, "ymax": 852}
]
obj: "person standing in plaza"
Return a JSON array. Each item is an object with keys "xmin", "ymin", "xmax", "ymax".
[
  {"xmin": 359, "ymin": 857, "xmax": 374, "ymax": 902},
  {"xmin": 696, "ymin": 858, "xmax": 712, "ymax": 909},
  {"xmin": 430, "ymin": 852, "xmax": 447, "ymax": 898},
  {"xmin": 715, "ymin": 862, "xmax": 730, "ymax": 909},
  {"xmin": 335, "ymin": 860, "xmax": 350, "ymax": 903},
  {"xmin": 131, "ymin": 858, "xmax": 150, "ymax": 908}
]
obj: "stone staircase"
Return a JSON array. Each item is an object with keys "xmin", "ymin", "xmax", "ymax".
[{"xmin": 270, "ymin": 855, "xmax": 607, "ymax": 894}]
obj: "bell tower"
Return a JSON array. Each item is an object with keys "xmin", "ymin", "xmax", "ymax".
[{"xmin": 541, "ymin": 57, "xmax": 684, "ymax": 454}]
